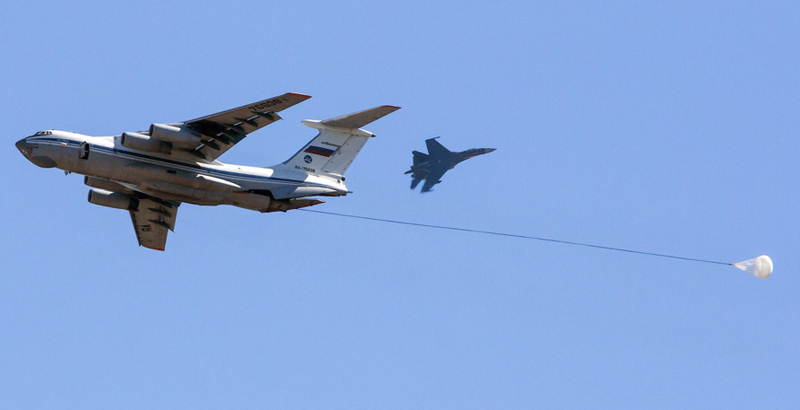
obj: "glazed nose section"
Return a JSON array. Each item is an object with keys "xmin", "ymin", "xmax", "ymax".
[
  {"xmin": 15, "ymin": 137, "xmax": 27, "ymax": 153},
  {"xmin": 16, "ymin": 137, "xmax": 56, "ymax": 168}
]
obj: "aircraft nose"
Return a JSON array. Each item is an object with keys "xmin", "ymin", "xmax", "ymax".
[
  {"xmin": 485, "ymin": 148, "xmax": 496, "ymax": 153},
  {"xmin": 15, "ymin": 138, "xmax": 27, "ymax": 152}
]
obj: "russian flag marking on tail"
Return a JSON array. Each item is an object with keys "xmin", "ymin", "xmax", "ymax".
[{"xmin": 304, "ymin": 146, "xmax": 336, "ymax": 157}]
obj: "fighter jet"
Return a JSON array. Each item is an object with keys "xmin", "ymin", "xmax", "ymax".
[
  {"xmin": 16, "ymin": 92, "xmax": 399, "ymax": 250},
  {"xmin": 405, "ymin": 137, "xmax": 495, "ymax": 192}
]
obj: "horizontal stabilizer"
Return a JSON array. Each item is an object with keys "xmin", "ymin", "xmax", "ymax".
[
  {"xmin": 321, "ymin": 105, "xmax": 400, "ymax": 129},
  {"xmin": 266, "ymin": 198, "xmax": 325, "ymax": 213}
]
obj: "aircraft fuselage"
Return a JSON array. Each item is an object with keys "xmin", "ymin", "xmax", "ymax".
[{"xmin": 16, "ymin": 130, "xmax": 346, "ymax": 213}]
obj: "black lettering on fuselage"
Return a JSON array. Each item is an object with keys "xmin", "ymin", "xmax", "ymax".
[{"xmin": 295, "ymin": 165, "xmax": 316, "ymax": 173}]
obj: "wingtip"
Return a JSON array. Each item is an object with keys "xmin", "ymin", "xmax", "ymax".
[{"xmin": 287, "ymin": 92, "xmax": 312, "ymax": 100}]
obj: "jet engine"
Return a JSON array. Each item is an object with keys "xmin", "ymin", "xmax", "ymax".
[
  {"xmin": 87, "ymin": 189, "xmax": 139, "ymax": 211},
  {"xmin": 149, "ymin": 124, "xmax": 202, "ymax": 146},
  {"xmin": 84, "ymin": 176, "xmax": 129, "ymax": 192},
  {"xmin": 121, "ymin": 132, "xmax": 172, "ymax": 154}
]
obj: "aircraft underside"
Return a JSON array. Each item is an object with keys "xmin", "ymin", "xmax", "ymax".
[{"xmin": 16, "ymin": 93, "xmax": 400, "ymax": 250}]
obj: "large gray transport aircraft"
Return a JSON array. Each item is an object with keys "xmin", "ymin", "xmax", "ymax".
[
  {"xmin": 406, "ymin": 137, "xmax": 495, "ymax": 192},
  {"xmin": 16, "ymin": 93, "xmax": 399, "ymax": 250}
]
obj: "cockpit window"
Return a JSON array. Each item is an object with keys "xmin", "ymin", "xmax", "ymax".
[{"xmin": 33, "ymin": 130, "xmax": 52, "ymax": 136}]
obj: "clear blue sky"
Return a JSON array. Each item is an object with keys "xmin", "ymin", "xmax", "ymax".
[{"xmin": 3, "ymin": 1, "xmax": 798, "ymax": 408}]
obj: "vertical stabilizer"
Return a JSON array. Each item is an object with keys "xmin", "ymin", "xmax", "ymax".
[
  {"xmin": 276, "ymin": 105, "xmax": 400, "ymax": 176},
  {"xmin": 425, "ymin": 137, "xmax": 452, "ymax": 157}
]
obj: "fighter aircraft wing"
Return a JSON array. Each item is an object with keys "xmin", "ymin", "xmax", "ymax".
[
  {"xmin": 420, "ymin": 166, "xmax": 448, "ymax": 193},
  {"xmin": 129, "ymin": 197, "xmax": 180, "ymax": 251},
  {"xmin": 181, "ymin": 92, "xmax": 311, "ymax": 161}
]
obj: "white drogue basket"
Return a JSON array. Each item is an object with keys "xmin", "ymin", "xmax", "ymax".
[{"xmin": 733, "ymin": 255, "xmax": 773, "ymax": 279}]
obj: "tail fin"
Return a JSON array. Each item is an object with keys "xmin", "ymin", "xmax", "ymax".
[
  {"xmin": 412, "ymin": 150, "xmax": 429, "ymax": 166},
  {"xmin": 425, "ymin": 137, "xmax": 451, "ymax": 157},
  {"xmin": 277, "ymin": 105, "xmax": 400, "ymax": 176}
]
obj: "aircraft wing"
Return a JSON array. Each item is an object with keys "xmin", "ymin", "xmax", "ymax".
[
  {"xmin": 129, "ymin": 197, "xmax": 180, "ymax": 251},
  {"xmin": 181, "ymin": 92, "xmax": 311, "ymax": 161},
  {"xmin": 421, "ymin": 166, "xmax": 448, "ymax": 193}
]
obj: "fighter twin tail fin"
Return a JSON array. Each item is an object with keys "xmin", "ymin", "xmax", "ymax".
[{"xmin": 277, "ymin": 105, "xmax": 400, "ymax": 177}]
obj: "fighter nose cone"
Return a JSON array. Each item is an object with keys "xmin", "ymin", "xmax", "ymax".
[
  {"xmin": 485, "ymin": 148, "xmax": 496, "ymax": 153},
  {"xmin": 15, "ymin": 138, "xmax": 27, "ymax": 152}
]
